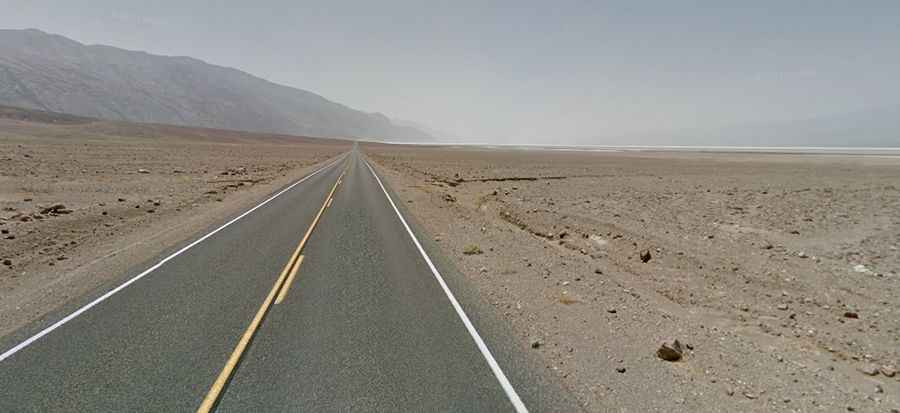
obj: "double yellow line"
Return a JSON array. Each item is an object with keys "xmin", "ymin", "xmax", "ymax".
[{"xmin": 197, "ymin": 165, "xmax": 347, "ymax": 413}]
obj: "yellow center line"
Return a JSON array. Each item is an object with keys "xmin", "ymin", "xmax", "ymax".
[
  {"xmin": 274, "ymin": 255, "xmax": 304, "ymax": 304},
  {"xmin": 197, "ymin": 166, "xmax": 347, "ymax": 413}
]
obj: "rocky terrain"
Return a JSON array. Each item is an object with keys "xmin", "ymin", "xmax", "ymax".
[
  {"xmin": 364, "ymin": 143, "xmax": 900, "ymax": 412},
  {"xmin": 0, "ymin": 28, "xmax": 429, "ymax": 141},
  {"xmin": 0, "ymin": 107, "xmax": 349, "ymax": 337}
]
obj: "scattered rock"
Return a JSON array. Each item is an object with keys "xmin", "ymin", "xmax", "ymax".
[
  {"xmin": 639, "ymin": 249, "xmax": 652, "ymax": 263},
  {"xmin": 589, "ymin": 234, "xmax": 608, "ymax": 248},
  {"xmin": 843, "ymin": 311, "xmax": 859, "ymax": 319},
  {"xmin": 530, "ymin": 339, "xmax": 542, "ymax": 349},
  {"xmin": 797, "ymin": 251, "xmax": 808, "ymax": 258},
  {"xmin": 777, "ymin": 303, "xmax": 789, "ymax": 311},
  {"xmin": 40, "ymin": 204, "xmax": 68, "ymax": 214},
  {"xmin": 137, "ymin": 168, "xmax": 150, "ymax": 174},
  {"xmin": 442, "ymin": 194, "xmax": 456, "ymax": 203},
  {"xmin": 615, "ymin": 367, "xmax": 626, "ymax": 373},
  {"xmin": 463, "ymin": 244, "xmax": 483, "ymax": 255},
  {"xmin": 657, "ymin": 339, "xmax": 684, "ymax": 361},
  {"xmin": 880, "ymin": 365, "xmax": 896, "ymax": 377},
  {"xmin": 859, "ymin": 364, "xmax": 880, "ymax": 376},
  {"xmin": 852, "ymin": 264, "xmax": 873, "ymax": 275},
  {"xmin": 743, "ymin": 392, "xmax": 758, "ymax": 400}
]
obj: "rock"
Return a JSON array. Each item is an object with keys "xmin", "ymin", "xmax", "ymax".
[
  {"xmin": 607, "ymin": 308, "xmax": 617, "ymax": 314},
  {"xmin": 797, "ymin": 251, "xmax": 808, "ymax": 258},
  {"xmin": 442, "ymin": 194, "xmax": 456, "ymax": 203},
  {"xmin": 657, "ymin": 339, "xmax": 684, "ymax": 361},
  {"xmin": 40, "ymin": 204, "xmax": 67, "ymax": 214},
  {"xmin": 639, "ymin": 249, "xmax": 652, "ymax": 263},
  {"xmin": 843, "ymin": 311, "xmax": 859, "ymax": 319},
  {"xmin": 777, "ymin": 304, "xmax": 789, "ymax": 310},
  {"xmin": 852, "ymin": 264, "xmax": 873, "ymax": 274},
  {"xmin": 615, "ymin": 367, "xmax": 626, "ymax": 373},
  {"xmin": 880, "ymin": 365, "xmax": 896, "ymax": 377},
  {"xmin": 530, "ymin": 339, "xmax": 542, "ymax": 349},
  {"xmin": 137, "ymin": 168, "xmax": 150, "ymax": 174},
  {"xmin": 743, "ymin": 392, "xmax": 758, "ymax": 400},
  {"xmin": 463, "ymin": 244, "xmax": 483, "ymax": 255},
  {"xmin": 859, "ymin": 364, "xmax": 880, "ymax": 376},
  {"xmin": 117, "ymin": 198, "xmax": 126, "ymax": 202},
  {"xmin": 0, "ymin": 229, "xmax": 7, "ymax": 234},
  {"xmin": 594, "ymin": 268, "xmax": 603, "ymax": 274},
  {"xmin": 2, "ymin": 259, "xmax": 11, "ymax": 266}
]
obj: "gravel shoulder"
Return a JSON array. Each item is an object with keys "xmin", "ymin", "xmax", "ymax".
[
  {"xmin": 363, "ymin": 143, "xmax": 900, "ymax": 412},
  {"xmin": 0, "ymin": 114, "xmax": 349, "ymax": 338}
]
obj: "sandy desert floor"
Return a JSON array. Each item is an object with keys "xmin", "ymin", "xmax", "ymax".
[
  {"xmin": 364, "ymin": 143, "xmax": 900, "ymax": 412},
  {"xmin": 3, "ymin": 107, "xmax": 899, "ymax": 411},
  {"xmin": 0, "ymin": 112, "xmax": 348, "ymax": 337}
]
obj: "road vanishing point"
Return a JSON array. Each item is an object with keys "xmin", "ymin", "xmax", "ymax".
[{"xmin": 0, "ymin": 147, "xmax": 577, "ymax": 412}]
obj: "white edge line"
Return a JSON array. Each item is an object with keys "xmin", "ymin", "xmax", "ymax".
[
  {"xmin": 363, "ymin": 159, "xmax": 528, "ymax": 413},
  {"xmin": 0, "ymin": 153, "xmax": 348, "ymax": 363}
]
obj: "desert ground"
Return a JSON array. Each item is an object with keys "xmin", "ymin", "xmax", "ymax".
[
  {"xmin": 364, "ymin": 143, "xmax": 900, "ymax": 412},
  {"xmin": 0, "ymin": 108, "xmax": 349, "ymax": 337},
  {"xmin": 3, "ymin": 105, "xmax": 899, "ymax": 411}
]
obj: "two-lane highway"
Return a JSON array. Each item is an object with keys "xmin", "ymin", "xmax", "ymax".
[{"xmin": 0, "ymin": 147, "xmax": 577, "ymax": 412}]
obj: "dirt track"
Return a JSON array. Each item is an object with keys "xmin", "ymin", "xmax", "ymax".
[{"xmin": 365, "ymin": 143, "xmax": 900, "ymax": 412}]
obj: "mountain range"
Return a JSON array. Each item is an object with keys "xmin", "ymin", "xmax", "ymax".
[{"xmin": 0, "ymin": 28, "xmax": 430, "ymax": 141}]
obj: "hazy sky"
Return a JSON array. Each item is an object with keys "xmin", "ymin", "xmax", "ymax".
[{"xmin": 2, "ymin": 1, "xmax": 899, "ymax": 143}]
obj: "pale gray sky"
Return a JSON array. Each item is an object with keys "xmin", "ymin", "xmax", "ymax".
[{"xmin": 2, "ymin": 1, "xmax": 899, "ymax": 144}]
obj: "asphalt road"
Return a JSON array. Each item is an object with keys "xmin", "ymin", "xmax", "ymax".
[{"xmin": 0, "ymin": 147, "xmax": 576, "ymax": 412}]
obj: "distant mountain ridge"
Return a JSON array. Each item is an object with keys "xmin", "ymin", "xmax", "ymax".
[{"xmin": 0, "ymin": 28, "xmax": 430, "ymax": 141}]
